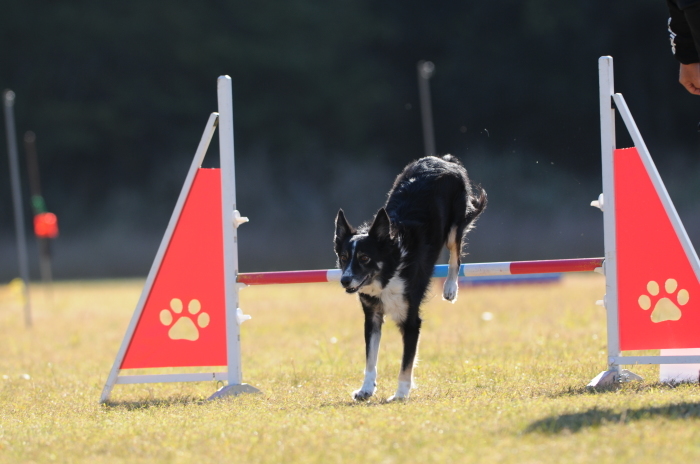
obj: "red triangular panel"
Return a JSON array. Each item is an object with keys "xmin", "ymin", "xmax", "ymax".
[
  {"xmin": 121, "ymin": 168, "xmax": 227, "ymax": 368},
  {"xmin": 616, "ymin": 147, "xmax": 700, "ymax": 350}
]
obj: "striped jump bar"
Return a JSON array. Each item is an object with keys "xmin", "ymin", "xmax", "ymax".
[{"xmin": 237, "ymin": 257, "xmax": 604, "ymax": 286}]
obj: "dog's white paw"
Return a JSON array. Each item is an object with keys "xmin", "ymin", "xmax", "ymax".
[
  {"xmin": 443, "ymin": 280, "xmax": 458, "ymax": 302},
  {"xmin": 352, "ymin": 374, "xmax": 377, "ymax": 401},
  {"xmin": 386, "ymin": 393, "xmax": 408, "ymax": 403},
  {"xmin": 352, "ymin": 388, "xmax": 375, "ymax": 401},
  {"xmin": 386, "ymin": 380, "xmax": 411, "ymax": 402}
]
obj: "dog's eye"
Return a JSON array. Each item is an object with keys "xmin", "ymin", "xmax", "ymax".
[
  {"xmin": 359, "ymin": 255, "xmax": 370, "ymax": 264},
  {"xmin": 339, "ymin": 253, "xmax": 348, "ymax": 262}
]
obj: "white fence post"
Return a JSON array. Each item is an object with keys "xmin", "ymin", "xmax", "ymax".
[{"xmin": 208, "ymin": 76, "xmax": 259, "ymax": 399}]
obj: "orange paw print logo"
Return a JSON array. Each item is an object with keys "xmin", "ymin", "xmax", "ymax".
[
  {"xmin": 638, "ymin": 279, "xmax": 689, "ymax": 323},
  {"xmin": 159, "ymin": 298, "xmax": 210, "ymax": 340}
]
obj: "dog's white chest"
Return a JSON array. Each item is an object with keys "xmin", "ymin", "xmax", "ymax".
[{"xmin": 361, "ymin": 275, "xmax": 408, "ymax": 323}]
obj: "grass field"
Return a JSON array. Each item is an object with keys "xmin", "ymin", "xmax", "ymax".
[{"xmin": 2, "ymin": 275, "xmax": 700, "ymax": 463}]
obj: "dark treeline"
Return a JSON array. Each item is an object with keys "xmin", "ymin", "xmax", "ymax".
[{"xmin": 1, "ymin": 0, "xmax": 699, "ymax": 277}]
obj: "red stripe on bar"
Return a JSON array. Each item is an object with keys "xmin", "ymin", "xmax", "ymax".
[
  {"xmin": 237, "ymin": 269, "xmax": 330, "ymax": 285},
  {"xmin": 509, "ymin": 258, "xmax": 603, "ymax": 274}
]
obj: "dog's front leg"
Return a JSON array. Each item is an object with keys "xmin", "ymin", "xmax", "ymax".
[
  {"xmin": 353, "ymin": 296, "xmax": 383, "ymax": 401},
  {"xmin": 388, "ymin": 313, "xmax": 421, "ymax": 402}
]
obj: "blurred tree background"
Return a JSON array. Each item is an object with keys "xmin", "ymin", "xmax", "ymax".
[{"xmin": 2, "ymin": 0, "xmax": 700, "ymax": 278}]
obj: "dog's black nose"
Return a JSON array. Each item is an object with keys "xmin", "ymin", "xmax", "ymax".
[{"xmin": 340, "ymin": 276, "xmax": 352, "ymax": 288}]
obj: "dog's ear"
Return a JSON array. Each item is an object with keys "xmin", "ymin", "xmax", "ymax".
[
  {"xmin": 335, "ymin": 209, "xmax": 355, "ymax": 246},
  {"xmin": 369, "ymin": 208, "xmax": 392, "ymax": 242}
]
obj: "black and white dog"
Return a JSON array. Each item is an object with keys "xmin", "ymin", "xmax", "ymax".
[{"xmin": 334, "ymin": 155, "xmax": 486, "ymax": 401}]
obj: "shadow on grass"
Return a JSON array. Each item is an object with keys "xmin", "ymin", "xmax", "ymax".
[
  {"xmin": 318, "ymin": 397, "xmax": 400, "ymax": 408},
  {"xmin": 550, "ymin": 379, "xmax": 699, "ymax": 399},
  {"xmin": 525, "ymin": 400, "xmax": 700, "ymax": 434},
  {"xmin": 547, "ymin": 384, "xmax": 620, "ymax": 398},
  {"xmin": 102, "ymin": 395, "xmax": 206, "ymax": 410}
]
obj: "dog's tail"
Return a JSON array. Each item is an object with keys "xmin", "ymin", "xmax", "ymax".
[
  {"xmin": 465, "ymin": 187, "xmax": 487, "ymax": 226},
  {"xmin": 441, "ymin": 153, "xmax": 462, "ymax": 165}
]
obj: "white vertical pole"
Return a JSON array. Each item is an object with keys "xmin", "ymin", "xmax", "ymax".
[
  {"xmin": 3, "ymin": 90, "xmax": 31, "ymax": 328},
  {"xmin": 599, "ymin": 56, "xmax": 621, "ymax": 368},
  {"xmin": 218, "ymin": 76, "xmax": 243, "ymax": 386}
]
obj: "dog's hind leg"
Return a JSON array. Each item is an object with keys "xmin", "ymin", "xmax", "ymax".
[
  {"xmin": 353, "ymin": 295, "xmax": 383, "ymax": 401},
  {"xmin": 388, "ymin": 311, "xmax": 421, "ymax": 402},
  {"xmin": 443, "ymin": 225, "xmax": 462, "ymax": 302}
]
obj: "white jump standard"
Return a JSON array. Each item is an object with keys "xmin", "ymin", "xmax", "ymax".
[
  {"xmin": 589, "ymin": 56, "xmax": 700, "ymax": 386},
  {"xmin": 100, "ymin": 77, "xmax": 258, "ymax": 403}
]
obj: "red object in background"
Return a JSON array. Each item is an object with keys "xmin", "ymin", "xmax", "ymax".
[
  {"xmin": 120, "ymin": 168, "xmax": 227, "ymax": 369},
  {"xmin": 33, "ymin": 212, "xmax": 59, "ymax": 238},
  {"xmin": 615, "ymin": 147, "xmax": 700, "ymax": 350}
]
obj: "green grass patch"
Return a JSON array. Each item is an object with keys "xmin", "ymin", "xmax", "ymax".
[{"xmin": 2, "ymin": 275, "xmax": 700, "ymax": 463}]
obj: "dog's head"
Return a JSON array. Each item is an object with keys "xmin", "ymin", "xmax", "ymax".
[{"xmin": 334, "ymin": 208, "xmax": 394, "ymax": 294}]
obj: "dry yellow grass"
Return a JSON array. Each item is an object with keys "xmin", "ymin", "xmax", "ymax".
[{"xmin": 2, "ymin": 275, "xmax": 700, "ymax": 463}]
